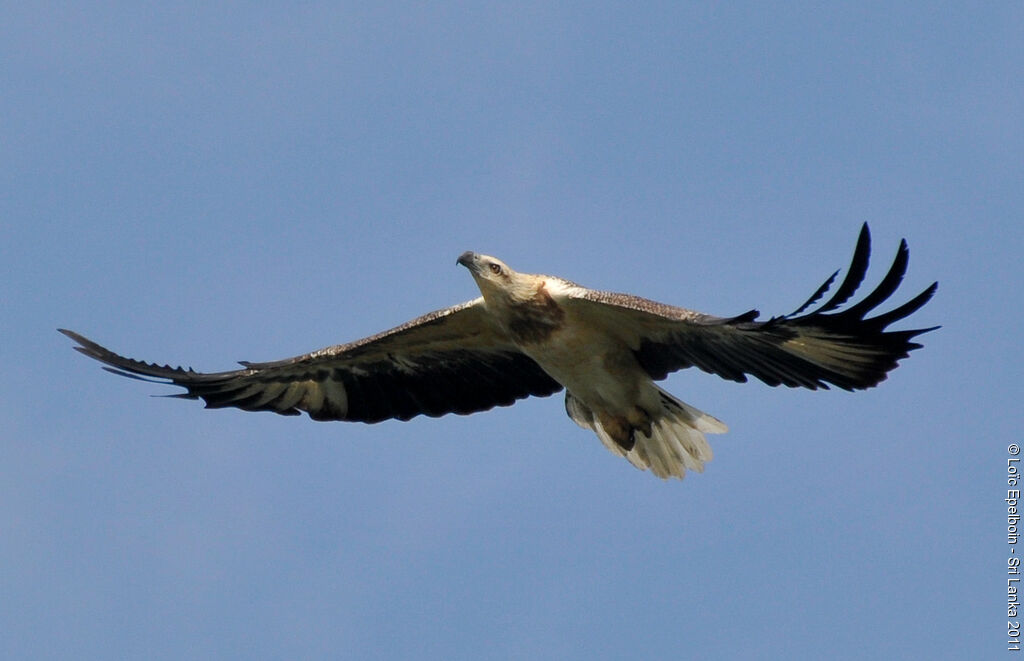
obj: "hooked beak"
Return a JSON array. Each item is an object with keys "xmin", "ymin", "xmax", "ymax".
[{"xmin": 456, "ymin": 251, "xmax": 478, "ymax": 271}]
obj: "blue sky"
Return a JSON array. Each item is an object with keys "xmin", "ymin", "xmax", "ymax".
[{"xmin": 2, "ymin": 3, "xmax": 1017, "ymax": 659}]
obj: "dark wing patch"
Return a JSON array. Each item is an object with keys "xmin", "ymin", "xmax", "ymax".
[
  {"xmin": 60, "ymin": 299, "xmax": 563, "ymax": 423},
  {"xmin": 570, "ymin": 224, "xmax": 938, "ymax": 391}
]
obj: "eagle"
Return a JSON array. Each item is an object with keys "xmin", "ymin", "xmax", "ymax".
[{"xmin": 61, "ymin": 224, "xmax": 937, "ymax": 479}]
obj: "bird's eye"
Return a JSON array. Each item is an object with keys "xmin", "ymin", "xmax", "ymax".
[{"xmin": 489, "ymin": 263, "xmax": 502, "ymax": 275}]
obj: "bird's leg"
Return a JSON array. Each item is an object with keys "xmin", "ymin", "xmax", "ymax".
[
  {"xmin": 597, "ymin": 413, "xmax": 635, "ymax": 452},
  {"xmin": 626, "ymin": 406, "xmax": 653, "ymax": 445},
  {"xmin": 597, "ymin": 407, "xmax": 653, "ymax": 452}
]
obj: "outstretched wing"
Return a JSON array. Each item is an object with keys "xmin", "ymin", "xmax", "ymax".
[
  {"xmin": 61, "ymin": 298, "xmax": 563, "ymax": 423},
  {"xmin": 566, "ymin": 224, "xmax": 938, "ymax": 391}
]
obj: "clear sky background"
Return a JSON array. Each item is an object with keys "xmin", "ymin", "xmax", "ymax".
[{"xmin": 2, "ymin": 3, "xmax": 1017, "ymax": 659}]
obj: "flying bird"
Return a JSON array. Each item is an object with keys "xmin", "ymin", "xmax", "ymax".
[{"xmin": 61, "ymin": 224, "xmax": 937, "ymax": 479}]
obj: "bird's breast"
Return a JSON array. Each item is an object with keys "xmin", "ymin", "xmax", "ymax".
[{"xmin": 502, "ymin": 285, "xmax": 566, "ymax": 345}]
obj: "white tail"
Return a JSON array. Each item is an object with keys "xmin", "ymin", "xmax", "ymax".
[{"xmin": 566, "ymin": 387, "xmax": 728, "ymax": 480}]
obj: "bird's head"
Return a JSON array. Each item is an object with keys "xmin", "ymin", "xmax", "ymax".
[{"xmin": 457, "ymin": 251, "xmax": 537, "ymax": 305}]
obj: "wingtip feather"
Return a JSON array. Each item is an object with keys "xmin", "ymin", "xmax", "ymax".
[{"xmin": 814, "ymin": 223, "xmax": 872, "ymax": 314}]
